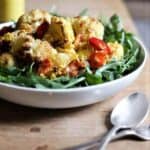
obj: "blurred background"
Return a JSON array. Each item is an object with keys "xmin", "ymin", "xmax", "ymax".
[{"xmin": 126, "ymin": 0, "xmax": 150, "ymax": 51}]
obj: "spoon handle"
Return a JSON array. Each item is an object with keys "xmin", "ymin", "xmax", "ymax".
[
  {"xmin": 98, "ymin": 126, "xmax": 119, "ymax": 150},
  {"xmin": 65, "ymin": 129, "xmax": 136, "ymax": 150},
  {"xmin": 113, "ymin": 129, "xmax": 136, "ymax": 140}
]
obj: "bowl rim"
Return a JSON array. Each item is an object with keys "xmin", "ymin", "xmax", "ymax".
[{"xmin": 0, "ymin": 22, "xmax": 148, "ymax": 93}]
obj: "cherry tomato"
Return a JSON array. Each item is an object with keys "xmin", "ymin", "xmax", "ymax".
[
  {"xmin": 89, "ymin": 37, "xmax": 112, "ymax": 54},
  {"xmin": 89, "ymin": 51, "xmax": 106, "ymax": 69}
]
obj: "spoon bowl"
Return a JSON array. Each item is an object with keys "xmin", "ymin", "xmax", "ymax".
[
  {"xmin": 111, "ymin": 92, "xmax": 149, "ymax": 127},
  {"xmin": 99, "ymin": 92, "xmax": 149, "ymax": 150}
]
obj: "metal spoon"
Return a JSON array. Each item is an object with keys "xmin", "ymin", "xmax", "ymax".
[
  {"xmin": 98, "ymin": 92, "xmax": 149, "ymax": 150},
  {"xmin": 65, "ymin": 92, "xmax": 149, "ymax": 150}
]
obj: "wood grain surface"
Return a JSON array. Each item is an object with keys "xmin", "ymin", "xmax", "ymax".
[{"xmin": 0, "ymin": 0, "xmax": 149, "ymax": 150}]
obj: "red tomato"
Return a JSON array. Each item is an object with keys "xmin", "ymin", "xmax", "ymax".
[
  {"xmin": 89, "ymin": 51, "xmax": 106, "ymax": 69},
  {"xmin": 34, "ymin": 21, "xmax": 49, "ymax": 39},
  {"xmin": 38, "ymin": 59, "xmax": 52, "ymax": 75},
  {"xmin": 89, "ymin": 37, "xmax": 112, "ymax": 54},
  {"xmin": 68, "ymin": 60, "xmax": 85, "ymax": 77}
]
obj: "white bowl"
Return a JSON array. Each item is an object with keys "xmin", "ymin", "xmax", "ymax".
[{"xmin": 0, "ymin": 22, "xmax": 148, "ymax": 108}]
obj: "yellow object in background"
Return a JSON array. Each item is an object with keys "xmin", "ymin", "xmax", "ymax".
[{"xmin": 0, "ymin": 0, "xmax": 25, "ymax": 22}]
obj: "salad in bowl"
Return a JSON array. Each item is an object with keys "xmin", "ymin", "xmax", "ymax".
[{"xmin": 0, "ymin": 9, "xmax": 146, "ymax": 108}]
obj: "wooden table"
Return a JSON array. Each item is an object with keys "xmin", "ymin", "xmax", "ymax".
[{"xmin": 0, "ymin": 0, "xmax": 149, "ymax": 149}]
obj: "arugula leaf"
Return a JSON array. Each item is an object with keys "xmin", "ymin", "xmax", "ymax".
[
  {"xmin": 0, "ymin": 66, "xmax": 25, "ymax": 76},
  {"xmin": 102, "ymin": 71, "xmax": 115, "ymax": 81},
  {"xmin": 85, "ymin": 67, "xmax": 103, "ymax": 85},
  {"xmin": 85, "ymin": 73, "xmax": 103, "ymax": 85},
  {"xmin": 110, "ymin": 14, "xmax": 123, "ymax": 31},
  {"xmin": 63, "ymin": 77, "xmax": 85, "ymax": 88}
]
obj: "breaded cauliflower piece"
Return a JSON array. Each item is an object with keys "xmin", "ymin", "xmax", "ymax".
[
  {"xmin": 37, "ymin": 48, "xmax": 79, "ymax": 77},
  {"xmin": 107, "ymin": 41, "xmax": 124, "ymax": 60},
  {"xmin": 46, "ymin": 47, "xmax": 79, "ymax": 77},
  {"xmin": 11, "ymin": 33, "xmax": 57, "ymax": 63},
  {"xmin": 72, "ymin": 16, "xmax": 104, "ymax": 51},
  {"xmin": 72, "ymin": 16, "xmax": 104, "ymax": 39},
  {"xmin": 43, "ymin": 16, "xmax": 75, "ymax": 48},
  {"xmin": 77, "ymin": 49, "xmax": 91, "ymax": 61},
  {"xmin": 0, "ymin": 53, "xmax": 15, "ymax": 67},
  {"xmin": 0, "ymin": 31, "xmax": 26, "ymax": 53},
  {"xmin": 54, "ymin": 48, "xmax": 78, "ymax": 68},
  {"xmin": 0, "ymin": 32, "xmax": 15, "ymax": 41},
  {"xmin": 17, "ymin": 9, "xmax": 51, "ymax": 34},
  {"xmin": 0, "ymin": 33, "xmax": 14, "ymax": 53}
]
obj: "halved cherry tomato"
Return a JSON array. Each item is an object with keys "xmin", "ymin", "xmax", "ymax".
[
  {"xmin": 89, "ymin": 51, "xmax": 106, "ymax": 69},
  {"xmin": 89, "ymin": 37, "xmax": 112, "ymax": 54}
]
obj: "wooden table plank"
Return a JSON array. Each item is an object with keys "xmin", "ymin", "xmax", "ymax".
[{"xmin": 0, "ymin": 0, "xmax": 149, "ymax": 150}]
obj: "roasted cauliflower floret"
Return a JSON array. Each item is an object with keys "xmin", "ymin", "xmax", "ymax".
[
  {"xmin": 72, "ymin": 16, "xmax": 104, "ymax": 38},
  {"xmin": 0, "ymin": 30, "xmax": 29, "ymax": 44},
  {"xmin": 107, "ymin": 41, "xmax": 124, "ymax": 60},
  {"xmin": 43, "ymin": 16, "xmax": 75, "ymax": 48},
  {"xmin": 31, "ymin": 40, "xmax": 56, "ymax": 62},
  {"xmin": 0, "ymin": 32, "xmax": 15, "ymax": 41},
  {"xmin": 54, "ymin": 48, "xmax": 78, "ymax": 68},
  {"xmin": 11, "ymin": 34, "xmax": 57, "ymax": 63},
  {"xmin": 0, "ymin": 33, "xmax": 14, "ymax": 53},
  {"xmin": 37, "ymin": 48, "xmax": 79, "ymax": 77},
  {"xmin": 17, "ymin": 9, "xmax": 51, "ymax": 34},
  {"xmin": 0, "ymin": 53, "xmax": 15, "ymax": 67},
  {"xmin": 77, "ymin": 49, "xmax": 91, "ymax": 61},
  {"xmin": 72, "ymin": 16, "xmax": 104, "ymax": 49},
  {"xmin": 0, "ymin": 31, "xmax": 23, "ymax": 53}
]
